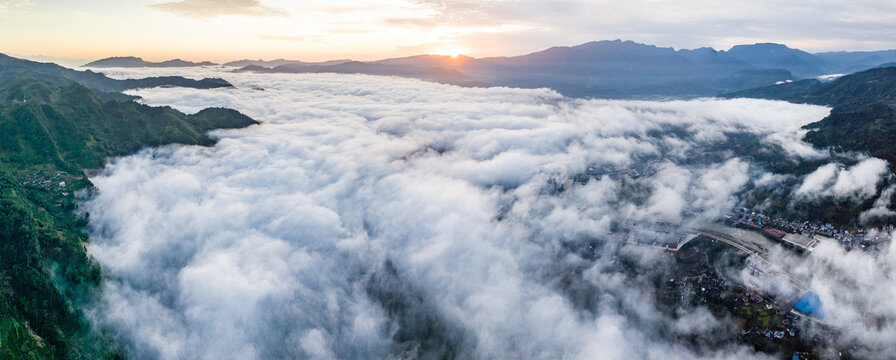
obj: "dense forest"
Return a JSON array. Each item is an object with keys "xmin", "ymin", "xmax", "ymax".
[
  {"xmin": 0, "ymin": 53, "xmax": 233, "ymax": 102},
  {"xmin": 0, "ymin": 65, "xmax": 257, "ymax": 358},
  {"xmin": 723, "ymin": 66, "xmax": 896, "ymax": 225},
  {"xmin": 724, "ymin": 66, "xmax": 896, "ymax": 166}
]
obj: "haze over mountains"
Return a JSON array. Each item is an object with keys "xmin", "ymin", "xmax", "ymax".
[
  {"xmin": 221, "ymin": 58, "xmax": 352, "ymax": 68},
  {"xmin": 85, "ymin": 40, "xmax": 896, "ymax": 98}
]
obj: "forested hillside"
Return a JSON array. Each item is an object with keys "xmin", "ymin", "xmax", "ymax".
[
  {"xmin": 724, "ymin": 66, "xmax": 896, "ymax": 166},
  {"xmin": 0, "ymin": 53, "xmax": 233, "ymax": 101},
  {"xmin": 0, "ymin": 75, "xmax": 256, "ymax": 359}
]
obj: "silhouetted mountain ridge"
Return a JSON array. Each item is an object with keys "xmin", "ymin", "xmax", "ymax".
[
  {"xmin": 232, "ymin": 39, "xmax": 896, "ymax": 98},
  {"xmin": 83, "ymin": 40, "xmax": 896, "ymax": 99},
  {"xmin": 83, "ymin": 56, "xmax": 216, "ymax": 68},
  {"xmin": 0, "ymin": 53, "xmax": 234, "ymax": 97}
]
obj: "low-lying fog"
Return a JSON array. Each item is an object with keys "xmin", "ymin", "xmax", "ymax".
[{"xmin": 82, "ymin": 68, "xmax": 896, "ymax": 359}]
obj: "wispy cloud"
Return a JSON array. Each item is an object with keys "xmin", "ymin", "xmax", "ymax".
[
  {"xmin": 383, "ymin": 17, "xmax": 441, "ymax": 28},
  {"xmin": 149, "ymin": 0, "xmax": 287, "ymax": 19},
  {"xmin": 0, "ymin": 0, "xmax": 30, "ymax": 14},
  {"xmin": 256, "ymin": 34, "xmax": 305, "ymax": 42}
]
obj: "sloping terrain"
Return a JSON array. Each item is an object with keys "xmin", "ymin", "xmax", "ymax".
[
  {"xmin": 0, "ymin": 73, "xmax": 256, "ymax": 359},
  {"xmin": 1, "ymin": 53, "xmax": 233, "ymax": 99},
  {"xmin": 724, "ymin": 67, "xmax": 896, "ymax": 166}
]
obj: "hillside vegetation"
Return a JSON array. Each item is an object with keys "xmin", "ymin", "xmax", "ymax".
[
  {"xmin": 0, "ymin": 74, "xmax": 256, "ymax": 359},
  {"xmin": 725, "ymin": 66, "xmax": 896, "ymax": 166},
  {"xmin": 0, "ymin": 53, "xmax": 233, "ymax": 100}
]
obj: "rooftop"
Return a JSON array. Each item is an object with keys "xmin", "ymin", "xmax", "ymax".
[
  {"xmin": 793, "ymin": 292, "xmax": 825, "ymax": 319},
  {"xmin": 782, "ymin": 234, "xmax": 817, "ymax": 250}
]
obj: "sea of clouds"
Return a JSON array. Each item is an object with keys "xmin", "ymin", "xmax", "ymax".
[{"xmin": 81, "ymin": 68, "xmax": 895, "ymax": 359}]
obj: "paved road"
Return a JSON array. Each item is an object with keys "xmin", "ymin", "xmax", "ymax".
[{"xmin": 693, "ymin": 225, "xmax": 810, "ymax": 292}]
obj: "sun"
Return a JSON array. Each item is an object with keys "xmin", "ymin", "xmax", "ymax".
[{"xmin": 432, "ymin": 47, "xmax": 470, "ymax": 58}]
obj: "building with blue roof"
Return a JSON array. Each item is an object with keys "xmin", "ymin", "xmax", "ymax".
[{"xmin": 792, "ymin": 292, "xmax": 825, "ymax": 319}]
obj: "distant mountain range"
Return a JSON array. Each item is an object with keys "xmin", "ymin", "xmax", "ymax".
[
  {"xmin": 84, "ymin": 40, "xmax": 896, "ymax": 98},
  {"xmin": 233, "ymin": 60, "xmax": 473, "ymax": 85},
  {"xmin": 83, "ymin": 56, "xmax": 216, "ymax": 68},
  {"xmin": 0, "ymin": 53, "xmax": 233, "ymax": 101}
]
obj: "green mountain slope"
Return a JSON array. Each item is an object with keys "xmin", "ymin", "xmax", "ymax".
[
  {"xmin": 723, "ymin": 67, "xmax": 896, "ymax": 111},
  {"xmin": 803, "ymin": 103, "xmax": 896, "ymax": 164},
  {"xmin": 0, "ymin": 76, "xmax": 255, "ymax": 170},
  {"xmin": 724, "ymin": 67, "xmax": 896, "ymax": 166},
  {"xmin": 0, "ymin": 53, "xmax": 233, "ymax": 98},
  {"xmin": 0, "ymin": 75, "xmax": 257, "ymax": 359}
]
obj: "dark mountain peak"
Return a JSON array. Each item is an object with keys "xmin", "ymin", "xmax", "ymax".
[
  {"xmin": 726, "ymin": 43, "xmax": 813, "ymax": 58},
  {"xmin": 0, "ymin": 53, "xmax": 231, "ymax": 97},
  {"xmin": 84, "ymin": 56, "xmax": 216, "ymax": 68},
  {"xmin": 234, "ymin": 65, "xmax": 272, "ymax": 72},
  {"xmin": 730, "ymin": 42, "xmax": 793, "ymax": 50},
  {"xmin": 82, "ymin": 56, "xmax": 150, "ymax": 67},
  {"xmin": 681, "ymin": 47, "xmax": 720, "ymax": 55},
  {"xmin": 224, "ymin": 59, "xmax": 270, "ymax": 67},
  {"xmin": 576, "ymin": 39, "xmax": 663, "ymax": 49},
  {"xmin": 374, "ymin": 54, "xmax": 475, "ymax": 69},
  {"xmin": 100, "ymin": 55, "xmax": 144, "ymax": 61},
  {"xmin": 678, "ymin": 47, "xmax": 748, "ymax": 67},
  {"xmin": 725, "ymin": 43, "xmax": 824, "ymax": 77},
  {"xmin": 725, "ymin": 43, "xmax": 815, "ymax": 62},
  {"xmin": 494, "ymin": 39, "xmax": 680, "ymax": 66},
  {"xmin": 559, "ymin": 39, "xmax": 675, "ymax": 55}
]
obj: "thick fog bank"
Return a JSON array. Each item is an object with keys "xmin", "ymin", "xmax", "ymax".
[{"xmin": 82, "ymin": 70, "xmax": 892, "ymax": 359}]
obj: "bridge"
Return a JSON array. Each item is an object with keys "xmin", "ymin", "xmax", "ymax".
[{"xmin": 694, "ymin": 226, "xmax": 810, "ymax": 292}]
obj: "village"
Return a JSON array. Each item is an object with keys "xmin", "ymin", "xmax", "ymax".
[
  {"xmin": 658, "ymin": 235, "xmax": 844, "ymax": 359},
  {"xmin": 625, "ymin": 206, "xmax": 893, "ymax": 359},
  {"xmin": 10, "ymin": 168, "xmax": 84, "ymax": 211},
  {"xmin": 727, "ymin": 208, "xmax": 892, "ymax": 252}
]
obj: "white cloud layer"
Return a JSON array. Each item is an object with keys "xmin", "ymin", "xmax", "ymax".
[
  {"xmin": 82, "ymin": 69, "xmax": 874, "ymax": 359},
  {"xmin": 765, "ymin": 232, "xmax": 896, "ymax": 357},
  {"xmin": 795, "ymin": 158, "xmax": 890, "ymax": 201}
]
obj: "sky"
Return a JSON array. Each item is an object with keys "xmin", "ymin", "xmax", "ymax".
[{"xmin": 2, "ymin": 0, "xmax": 896, "ymax": 67}]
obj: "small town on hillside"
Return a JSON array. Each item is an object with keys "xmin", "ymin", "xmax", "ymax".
[
  {"xmin": 625, "ymin": 207, "xmax": 892, "ymax": 359},
  {"xmin": 727, "ymin": 208, "xmax": 892, "ymax": 252}
]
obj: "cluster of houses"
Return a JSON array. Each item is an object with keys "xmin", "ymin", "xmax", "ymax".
[
  {"xmin": 727, "ymin": 208, "xmax": 892, "ymax": 251},
  {"xmin": 580, "ymin": 161, "xmax": 658, "ymax": 181},
  {"xmin": 19, "ymin": 170, "xmax": 73, "ymax": 197}
]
